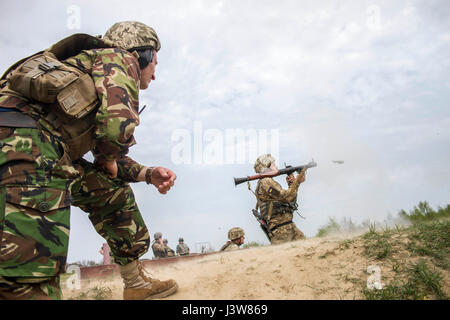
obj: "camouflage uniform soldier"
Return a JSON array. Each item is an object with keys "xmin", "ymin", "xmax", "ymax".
[
  {"xmin": 254, "ymin": 154, "xmax": 306, "ymax": 245},
  {"xmin": 151, "ymin": 232, "xmax": 167, "ymax": 259},
  {"xmin": 220, "ymin": 227, "xmax": 245, "ymax": 251},
  {"xmin": 176, "ymin": 238, "xmax": 190, "ymax": 256},
  {"xmin": 0, "ymin": 21, "xmax": 178, "ymax": 300},
  {"xmin": 163, "ymin": 239, "xmax": 175, "ymax": 257}
]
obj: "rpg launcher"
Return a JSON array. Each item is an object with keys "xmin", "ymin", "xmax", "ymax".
[{"xmin": 233, "ymin": 159, "xmax": 317, "ymax": 186}]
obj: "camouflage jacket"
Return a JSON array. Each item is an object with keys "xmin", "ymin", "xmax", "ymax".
[
  {"xmin": 176, "ymin": 243, "xmax": 190, "ymax": 255},
  {"xmin": 255, "ymin": 174, "xmax": 303, "ymax": 229},
  {"xmin": 64, "ymin": 48, "xmax": 141, "ymax": 162},
  {"xmin": 220, "ymin": 241, "xmax": 240, "ymax": 252},
  {"xmin": 152, "ymin": 241, "xmax": 167, "ymax": 259},
  {"xmin": 0, "ymin": 48, "xmax": 145, "ymax": 182},
  {"xmin": 164, "ymin": 245, "xmax": 175, "ymax": 257}
]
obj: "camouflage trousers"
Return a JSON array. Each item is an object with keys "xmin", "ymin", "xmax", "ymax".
[
  {"xmin": 0, "ymin": 126, "xmax": 150, "ymax": 299},
  {"xmin": 269, "ymin": 221, "xmax": 305, "ymax": 245},
  {"xmin": 0, "ymin": 275, "xmax": 62, "ymax": 300}
]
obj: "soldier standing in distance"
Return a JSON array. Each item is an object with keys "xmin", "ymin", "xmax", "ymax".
[
  {"xmin": 0, "ymin": 21, "xmax": 178, "ymax": 300},
  {"xmin": 254, "ymin": 154, "xmax": 306, "ymax": 244},
  {"xmin": 176, "ymin": 238, "xmax": 190, "ymax": 256},
  {"xmin": 163, "ymin": 239, "xmax": 175, "ymax": 257},
  {"xmin": 151, "ymin": 232, "xmax": 168, "ymax": 259},
  {"xmin": 220, "ymin": 227, "xmax": 245, "ymax": 251}
]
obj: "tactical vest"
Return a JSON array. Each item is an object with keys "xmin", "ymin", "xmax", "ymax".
[
  {"xmin": 0, "ymin": 34, "xmax": 117, "ymax": 160},
  {"xmin": 166, "ymin": 247, "xmax": 175, "ymax": 257},
  {"xmin": 256, "ymin": 181, "xmax": 298, "ymax": 221},
  {"xmin": 177, "ymin": 244, "xmax": 189, "ymax": 255}
]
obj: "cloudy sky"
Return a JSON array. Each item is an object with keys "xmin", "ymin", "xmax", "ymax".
[{"xmin": 1, "ymin": 0, "xmax": 449, "ymax": 263}]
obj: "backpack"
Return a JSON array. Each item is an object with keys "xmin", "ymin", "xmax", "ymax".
[
  {"xmin": 0, "ymin": 33, "xmax": 115, "ymax": 119},
  {"xmin": 0, "ymin": 34, "xmax": 119, "ymax": 160}
]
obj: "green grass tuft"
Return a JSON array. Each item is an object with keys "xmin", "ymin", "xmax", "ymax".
[
  {"xmin": 242, "ymin": 241, "xmax": 265, "ymax": 248},
  {"xmin": 406, "ymin": 220, "xmax": 450, "ymax": 270},
  {"xmin": 69, "ymin": 286, "xmax": 113, "ymax": 300}
]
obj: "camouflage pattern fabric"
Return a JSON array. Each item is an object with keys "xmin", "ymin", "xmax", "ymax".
[
  {"xmin": 0, "ymin": 47, "xmax": 151, "ymax": 299},
  {"xmin": 0, "ymin": 275, "xmax": 61, "ymax": 300},
  {"xmin": 254, "ymin": 154, "xmax": 276, "ymax": 173},
  {"xmin": 65, "ymin": 48, "xmax": 141, "ymax": 162},
  {"xmin": 228, "ymin": 227, "xmax": 244, "ymax": 240},
  {"xmin": 151, "ymin": 241, "xmax": 167, "ymax": 259},
  {"xmin": 176, "ymin": 243, "xmax": 189, "ymax": 256},
  {"xmin": 220, "ymin": 241, "xmax": 240, "ymax": 252},
  {"xmin": 0, "ymin": 47, "xmax": 144, "ymax": 165},
  {"xmin": 0, "ymin": 127, "xmax": 76, "ymax": 279},
  {"xmin": 164, "ymin": 245, "xmax": 175, "ymax": 257},
  {"xmin": 103, "ymin": 21, "xmax": 161, "ymax": 51},
  {"xmin": 255, "ymin": 174, "xmax": 306, "ymax": 245},
  {"xmin": 71, "ymin": 158, "xmax": 150, "ymax": 266},
  {"xmin": 269, "ymin": 222, "xmax": 305, "ymax": 245},
  {"xmin": 0, "ymin": 128, "xmax": 150, "ymax": 298},
  {"xmin": 116, "ymin": 155, "xmax": 146, "ymax": 183}
]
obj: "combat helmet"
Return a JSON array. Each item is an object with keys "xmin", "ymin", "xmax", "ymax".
[
  {"xmin": 154, "ymin": 232, "xmax": 162, "ymax": 240},
  {"xmin": 254, "ymin": 154, "xmax": 276, "ymax": 173},
  {"xmin": 103, "ymin": 21, "xmax": 161, "ymax": 51},
  {"xmin": 228, "ymin": 227, "xmax": 245, "ymax": 240},
  {"xmin": 178, "ymin": 237, "xmax": 184, "ymax": 242}
]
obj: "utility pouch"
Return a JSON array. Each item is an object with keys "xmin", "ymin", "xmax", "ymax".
[
  {"xmin": 6, "ymin": 51, "xmax": 98, "ymax": 119},
  {"xmin": 56, "ymin": 73, "xmax": 98, "ymax": 118}
]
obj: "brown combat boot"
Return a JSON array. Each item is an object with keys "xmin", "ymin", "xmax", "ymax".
[{"xmin": 119, "ymin": 260, "xmax": 178, "ymax": 300}]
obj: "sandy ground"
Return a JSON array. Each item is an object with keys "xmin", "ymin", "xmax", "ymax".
[{"xmin": 63, "ymin": 233, "xmax": 377, "ymax": 300}]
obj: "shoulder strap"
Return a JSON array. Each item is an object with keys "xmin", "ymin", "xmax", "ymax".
[
  {"xmin": 220, "ymin": 241, "xmax": 231, "ymax": 251},
  {"xmin": 251, "ymin": 179, "xmax": 275, "ymax": 217},
  {"xmin": 47, "ymin": 33, "xmax": 116, "ymax": 60},
  {"xmin": 247, "ymin": 181, "xmax": 263, "ymax": 211},
  {"xmin": 1, "ymin": 33, "xmax": 116, "ymax": 83},
  {"xmin": 247, "ymin": 181, "xmax": 258, "ymax": 197}
]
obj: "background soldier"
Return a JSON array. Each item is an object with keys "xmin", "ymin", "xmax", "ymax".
[
  {"xmin": 220, "ymin": 227, "xmax": 245, "ymax": 251},
  {"xmin": 0, "ymin": 21, "xmax": 178, "ymax": 300},
  {"xmin": 163, "ymin": 239, "xmax": 175, "ymax": 257},
  {"xmin": 254, "ymin": 154, "xmax": 306, "ymax": 245},
  {"xmin": 176, "ymin": 238, "xmax": 190, "ymax": 256},
  {"xmin": 152, "ymin": 232, "xmax": 168, "ymax": 259}
]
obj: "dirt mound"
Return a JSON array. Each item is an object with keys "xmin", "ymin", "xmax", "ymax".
[
  {"xmin": 63, "ymin": 233, "xmax": 370, "ymax": 300},
  {"xmin": 63, "ymin": 222, "xmax": 450, "ymax": 300}
]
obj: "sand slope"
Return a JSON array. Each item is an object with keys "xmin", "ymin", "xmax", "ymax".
[{"xmin": 64, "ymin": 233, "xmax": 377, "ymax": 300}]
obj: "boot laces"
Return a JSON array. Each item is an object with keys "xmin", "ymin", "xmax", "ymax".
[{"xmin": 138, "ymin": 263, "xmax": 157, "ymax": 283}]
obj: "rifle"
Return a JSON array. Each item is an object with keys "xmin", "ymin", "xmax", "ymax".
[{"xmin": 234, "ymin": 159, "xmax": 317, "ymax": 186}]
